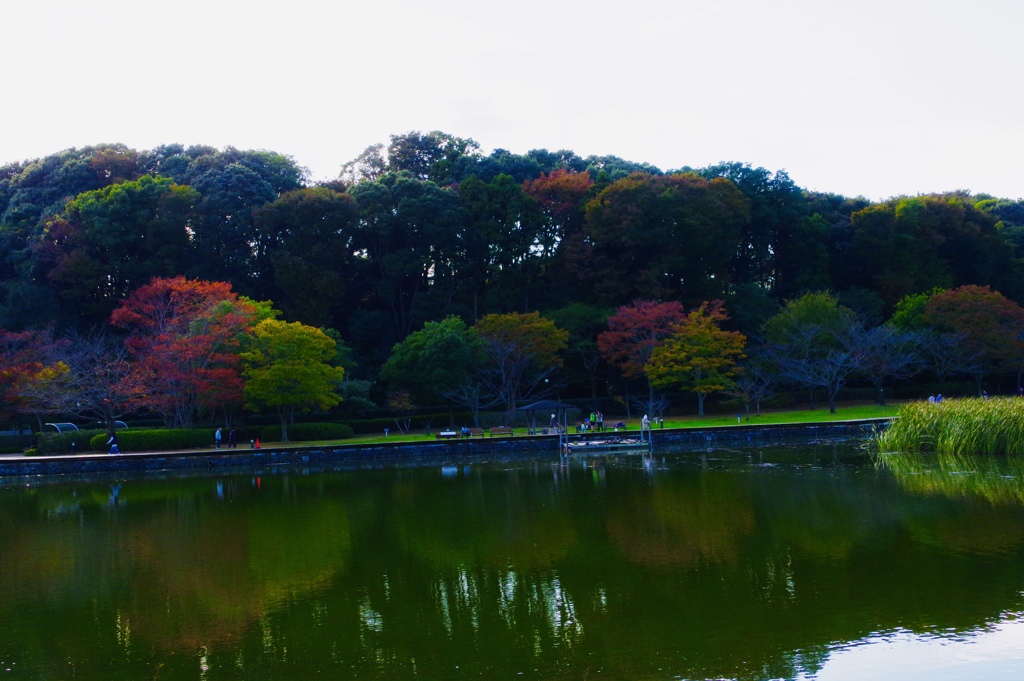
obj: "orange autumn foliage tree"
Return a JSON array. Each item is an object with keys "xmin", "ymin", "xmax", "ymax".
[
  {"xmin": 0, "ymin": 329, "xmax": 66, "ymax": 423},
  {"xmin": 646, "ymin": 301, "xmax": 746, "ymax": 416},
  {"xmin": 111, "ymin": 276, "xmax": 267, "ymax": 428}
]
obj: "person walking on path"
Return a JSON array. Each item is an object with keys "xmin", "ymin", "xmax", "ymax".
[
  {"xmin": 215, "ymin": 428, "xmax": 222, "ymax": 450},
  {"xmin": 228, "ymin": 428, "xmax": 237, "ymax": 448},
  {"xmin": 107, "ymin": 431, "xmax": 119, "ymax": 455}
]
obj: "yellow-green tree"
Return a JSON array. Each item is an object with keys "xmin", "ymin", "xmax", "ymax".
[
  {"xmin": 646, "ymin": 301, "xmax": 746, "ymax": 416},
  {"xmin": 241, "ymin": 319, "xmax": 344, "ymax": 441},
  {"xmin": 473, "ymin": 312, "xmax": 569, "ymax": 421}
]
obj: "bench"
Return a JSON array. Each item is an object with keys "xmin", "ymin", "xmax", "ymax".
[
  {"xmin": 489, "ymin": 426, "xmax": 513, "ymax": 437},
  {"xmin": 436, "ymin": 431, "xmax": 459, "ymax": 440},
  {"xmin": 468, "ymin": 428, "xmax": 485, "ymax": 437}
]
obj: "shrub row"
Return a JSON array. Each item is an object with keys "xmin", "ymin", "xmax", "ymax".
[
  {"xmin": 0, "ymin": 434, "xmax": 29, "ymax": 454},
  {"xmin": 28, "ymin": 422, "xmax": 358, "ymax": 454},
  {"xmin": 37, "ymin": 429, "xmax": 107, "ymax": 455},
  {"xmin": 87, "ymin": 429, "xmax": 235, "ymax": 452}
]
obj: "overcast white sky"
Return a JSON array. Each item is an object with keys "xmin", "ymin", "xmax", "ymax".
[{"xmin": 2, "ymin": 0, "xmax": 1021, "ymax": 201}]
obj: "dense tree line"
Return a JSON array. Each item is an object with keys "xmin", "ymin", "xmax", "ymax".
[{"xmin": 2, "ymin": 132, "xmax": 1024, "ymax": 428}]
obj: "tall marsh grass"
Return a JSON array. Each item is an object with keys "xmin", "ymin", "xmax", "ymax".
[{"xmin": 874, "ymin": 397, "xmax": 1024, "ymax": 456}]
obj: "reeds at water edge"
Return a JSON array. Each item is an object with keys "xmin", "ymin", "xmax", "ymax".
[{"xmin": 874, "ymin": 397, "xmax": 1024, "ymax": 456}]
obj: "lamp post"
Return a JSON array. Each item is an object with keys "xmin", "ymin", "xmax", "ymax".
[{"xmin": 545, "ymin": 378, "xmax": 566, "ymax": 435}]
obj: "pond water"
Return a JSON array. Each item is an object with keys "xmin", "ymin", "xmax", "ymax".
[{"xmin": 2, "ymin": 444, "xmax": 1024, "ymax": 680}]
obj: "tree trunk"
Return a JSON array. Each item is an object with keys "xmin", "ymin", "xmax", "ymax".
[{"xmin": 279, "ymin": 412, "xmax": 290, "ymax": 442}]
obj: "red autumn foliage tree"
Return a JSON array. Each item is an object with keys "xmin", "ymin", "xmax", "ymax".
[
  {"xmin": 522, "ymin": 169, "xmax": 594, "ymax": 250},
  {"xmin": 922, "ymin": 285, "xmax": 1024, "ymax": 388},
  {"xmin": 110, "ymin": 276, "xmax": 264, "ymax": 428},
  {"xmin": 523, "ymin": 169, "xmax": 596, "ymax": 293},
  {"xmin": 598, "ymin": 300, "xmax": 686, "ymax": 407}
]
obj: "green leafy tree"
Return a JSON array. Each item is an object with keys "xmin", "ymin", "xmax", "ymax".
[
  {"xmin": 189, "ymin": 163, "xmax": 279, "ymax": 296},
  {"xmin": 348, "ymin": 172, "xmax": 465, "ymax": 344},
  {"xmin": 254, "ymin": 187, "xmax": 361, "ymax": 329},
  {"xmin": 380, "ymin": 316, "xmax": 479, "ymax": 407},
  {"xmin": 762, "ymin": 292, "xmax": 862, "ymax": 413},
  {"xmin": 889, "ymin": 288, "xmax": 946, "ymax": 330},
  {"xmin": 647, "ymin": 301, "xmax": 746, "ymax": 416},
  {"xmin": 36, "ymin": 175, "xmax": 198, "ymax": 325},
  {"xmin": 0, "ymin": 144, "xmax": 144, "ymax": 328},
  {"xmin": 576, "ymin": 173, "xmax": 750, "ymax": 306},
  {"xmin": 546, "ymin": 303, "xmax": 611, "ymax": 398},
  {"xmin": 385, "ymin": 131, "xmax": 480, "ymax": 184},
  {"xmin": 457, "ymin": 174, "xmax": 544, "ymax": 314},
  {"xmin": 695, "ymin": 163, "xmax": 815, "ymax": 298},
  {"xmin": 241, "ymin": 319, "xmax": 344, "ymax": 442},
  {"xmin": 839, "ymin": 195, "xmax": 1015, "ymax": 312}
]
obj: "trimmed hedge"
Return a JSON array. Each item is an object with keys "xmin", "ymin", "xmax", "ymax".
[
  {"xmin": 87, "ymin": 428, "xmax": 247, "ymax": 452},
  {"xmin": 0, "ymin": 434, "xmax": 30, "ymax": 454},
  {"xmin": 260, "ymin": 422, "xmax": 354, "ymax": 443},
  {"xmin": 38, "ymin": 429, "xmax": 107, "ymax": 454}
]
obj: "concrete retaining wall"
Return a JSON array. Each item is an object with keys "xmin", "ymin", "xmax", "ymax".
[{"xmin": 0, "ymin": 419, "xmax": 888, "ymax": 478}]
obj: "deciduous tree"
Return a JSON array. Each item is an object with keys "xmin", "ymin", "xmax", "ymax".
[
  {"xmin": 762, "ymin": 292, "xmax": 862, "ymax": 413},
  {"xmin": 111, "ymin": 277, "xmax": 265, "ymax": 428},
  {"xmin": 850, "ymin": 324, "xmax": 927, "ymax": 405},
  {"xmin": 922, "ymin": 285, "xmax": 1024, "ymax": 390},
  {"xmin": 473, "ymin": 312, "xmax": 568, "ymax": 421},
  {"xmin": 39, "ymin": 328, "xmax": 140, "ymax": 433},
  {"xmin": 598, "ymin": 300, "xmax": 685, "ymax": 411},
  {"xmin": 0, "ymin": 329, "xmax": 66, "ymax": 430},
  {"xmin": 241, "ymin": 319, "xmax": 344, "ymax": 442},
  {"xmin": 647, "ymin": 301, "xmax": 746, "ymax": 416}
]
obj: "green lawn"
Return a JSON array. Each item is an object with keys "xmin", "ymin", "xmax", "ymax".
[{"xmin": 277, "ymin": 401, "xmax": 902, "ymax": 448}]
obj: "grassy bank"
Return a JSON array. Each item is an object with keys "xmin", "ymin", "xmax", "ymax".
[
  {"xmin": 308, "ymin": 403, "xmax": 900, "ymax": 447},
  {"xmin": 874, "ymin": 397, "xmax": 1024, "ymax": 456},
  {"xmin": 3, "ymin": 403, "xmax": 899, "ymax": 457}
]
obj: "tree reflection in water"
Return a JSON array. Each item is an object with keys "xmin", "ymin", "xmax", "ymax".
[{"xmin": 2, "ymin": 445, "xmax": 1024, "ymax": 679}]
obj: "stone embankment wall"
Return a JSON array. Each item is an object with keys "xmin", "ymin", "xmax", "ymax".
[{"xmin": 0, "ymin": 419, "xmax": 889, "ymax": 478}]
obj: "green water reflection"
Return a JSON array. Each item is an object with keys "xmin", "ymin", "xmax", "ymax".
[{"xmin": 2, "ymin": 445, "xmax": 1023, "ymax": 680}]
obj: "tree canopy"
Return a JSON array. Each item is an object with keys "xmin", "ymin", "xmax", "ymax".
[{"xmin": 3, "ymin": 135, "xmax": 1024, "ymax": 430}]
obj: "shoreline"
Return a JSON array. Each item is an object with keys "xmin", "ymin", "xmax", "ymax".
[{"xmin": 0, "ymin": 419, "xmax": 889, "ymax": 479}]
